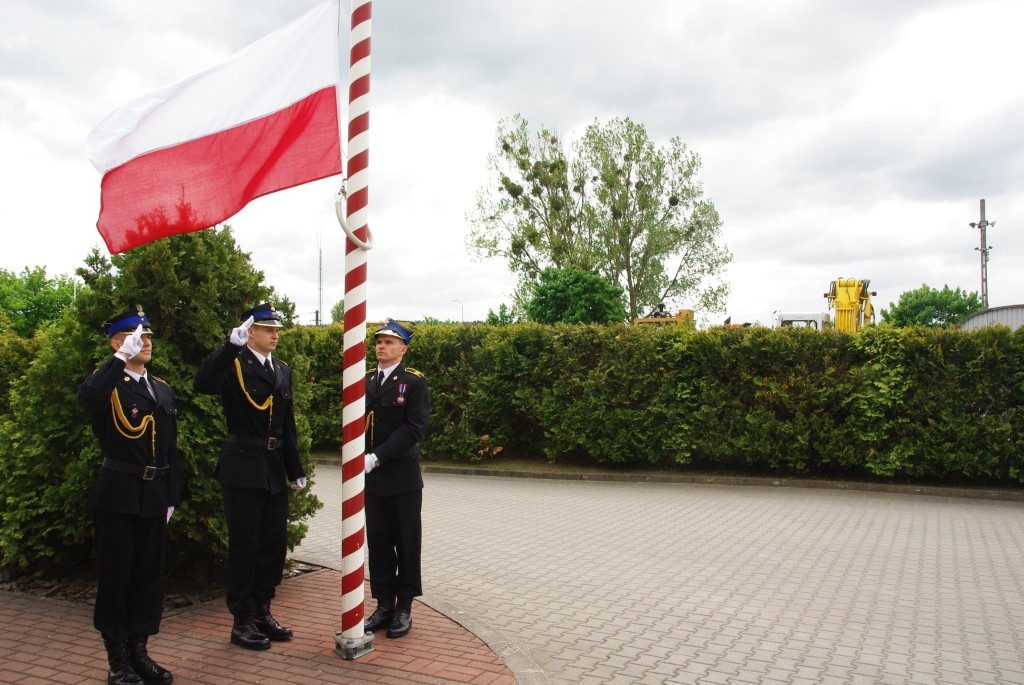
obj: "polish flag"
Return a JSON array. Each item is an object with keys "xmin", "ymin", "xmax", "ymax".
[{"xmin": 87, "ymin": 0, "xmax": 342, "ymax": 254}]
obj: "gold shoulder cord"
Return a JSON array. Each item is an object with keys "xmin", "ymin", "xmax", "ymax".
[
  {"xmin": 234, "ymin": 358, "xmax": 273, "ymax": 430},
  {"xmin": 365, "ymin": 410, "xmax": 375, "ymax": 449},
  {"xmin": 110, "ymin": 388, "xmax": 156, "ymax": 457}
]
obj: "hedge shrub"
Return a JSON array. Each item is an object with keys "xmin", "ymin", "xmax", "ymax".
[
  {"xmin": 298, "ymin": 322, "xmax": 1024, "ymax": 486},
  {"xmin": 4, "ymin": 316, "xmax": 1022, "ymax": 579}
]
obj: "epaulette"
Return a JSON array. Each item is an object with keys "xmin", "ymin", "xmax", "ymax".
[
  {"xmin": 404, "ymin": 367, "xmax": 425, "ymax": 378},
  {"xmin": 366, "ymin": 367, "xmax": 378, "ymax": 376},
  {"xmin": 151, "ymin": 375, "xmax": 170, "ymax": 386},
  {"xmin": 275, "ymin": 359, "xmax": 289, "ymax": 368}
]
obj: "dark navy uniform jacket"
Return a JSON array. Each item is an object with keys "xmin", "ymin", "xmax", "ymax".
[
  {"xmin": 77, "ymin": 356, "xmax": 180, "ymax": 516},
  {"xmin": 365, "ymin": 362, "xmax": 430, "ymax": 497},
  {"xmin": 194, "ymin": 342, "xmax": 305, "ymax": 493}
]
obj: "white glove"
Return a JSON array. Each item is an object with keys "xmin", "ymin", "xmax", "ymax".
[
  {"xmin": 290, "ymin": 476, "xmax": 308, "ymax": 490},
  {"xmin": 116, "ymin": 324, "xmax": 145, "ymax": 360},
  {"xmin": 166, "ymin": 506, "xmax": 174, "ymax": 523},
  {"xmin": 364, "ymin": 453, "xmax": 378, "ymax": 474},
  {"xmin": 229, "ymin": 316, "xmax": 255, "ymax": 346}
]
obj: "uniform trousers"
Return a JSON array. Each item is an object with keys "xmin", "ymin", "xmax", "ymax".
[
  {"xmin": 221, "ymin": 485, "xmax": 288, "ymax": 619},
  {"xmin": 365, "ymin": 489, "xmax": 423, "ymax": 601},
  {"xmin": 93, "ymin": 510, "xmax": 167, "ymax": 641}
]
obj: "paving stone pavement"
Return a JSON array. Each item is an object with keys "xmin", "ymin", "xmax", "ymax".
[
  {"xmin": 0, "ymin": 568, "xmax": 512, "ymax": 685},
  {"xmin": 293, "ymin": 464, "xmax": 1024, "ymax": 685}
]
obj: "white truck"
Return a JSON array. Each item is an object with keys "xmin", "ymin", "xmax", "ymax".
[{"xmin": 771, "ymin": 311, "xmax": 832, "ymax": 330}]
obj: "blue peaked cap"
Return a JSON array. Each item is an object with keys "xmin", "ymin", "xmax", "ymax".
[
  {"xmin": 374, "ymin": 319, "xmax": 412, "ymax": 344},
  {"xmin": 105, "ymin": 306, "xmax": 153, "ymax": 337},
  {"xmin": 242, "ymin": 303, "xmax": 283, "ymax": 327}
]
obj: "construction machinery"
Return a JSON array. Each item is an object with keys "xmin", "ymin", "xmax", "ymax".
[
  {"xmin": 825, "ymin": 278, "xmax": 875, "ymax": 332},
  {"xmin": 769, "ymin": 278, "xmax": 876, "ymax": 332},
  {"xmin": 772, "ymin": 312, "xmax": 832, "ymax": 330},
  {"xmin": 634, "ymin": 303, "xmax": 695, "ymax": 327}
]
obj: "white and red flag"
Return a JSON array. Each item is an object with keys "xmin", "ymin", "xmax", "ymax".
[{"xmin": 87, "ymin": 0, "xmax": 341, "ymax": 254}]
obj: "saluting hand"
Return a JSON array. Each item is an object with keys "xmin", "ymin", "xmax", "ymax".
[
  {"xmin": 230, "ymin": 316, "xmax": 255, "ymax": 346},
  {"xmin": 116, "ymin": 324, "xmax": 145, "ymax": 360}
]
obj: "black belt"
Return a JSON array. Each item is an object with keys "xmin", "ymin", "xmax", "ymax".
[
  {"xmin": 102, "ymin": 458, "xmax": 169, "ymax": 480},
  {"xmin": 227, "ymin": 434, "xmax": 283, "ymax": 451}
]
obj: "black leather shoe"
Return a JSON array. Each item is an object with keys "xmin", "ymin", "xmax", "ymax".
[
  {"xmin": 386, "ymin": 598, "xmax": 412, "ymax": 639},
  {"xmin": 128, "ymin": 636, "xmax": 173, "ymax": 684},
  {"xmin": 230, "ymin": 621, "xmax": 271, "ymax": 651},
  {"xmin": 107, "ymin": 666, "xmax": 143, "ymax": 685},
  {"xmin": 103, "ymin": 638, "xmax": 143, "ymax": 685},
  {"xmin": 363, "ymin": 603, "xmax": 394, "ymax": 632},
  {"xmin": 254, "ymin": 613, "xmax": 293, "ymax": 641}
]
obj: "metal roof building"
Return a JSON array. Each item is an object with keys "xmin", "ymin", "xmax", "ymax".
[{"xmin": 960, "ymin": 304, "xmax": 1024, "ymax": 331}]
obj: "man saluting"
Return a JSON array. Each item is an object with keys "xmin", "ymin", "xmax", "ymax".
[
  {"xmin": 194, "ymin": 303, "xmax": 307, "ymax": 651},
  {"xmin": 78, "ymin": 306, "xmax": 179, "ymax": 685}
]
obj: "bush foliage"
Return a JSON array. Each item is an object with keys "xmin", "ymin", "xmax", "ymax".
[
  {"xmin": 0, "ymin": 230, "xmax": 321, "ymax": 581},
  {"xmin": 3, "ymin": 284, "xmax": 1023, "ymax": 580},
  {"xmin": 301, "ymin": 321, "xmax": 1024, "ymax": 485}
]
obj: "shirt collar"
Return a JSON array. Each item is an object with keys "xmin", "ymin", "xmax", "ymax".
[{"xmin": 248, "ymin": 348, "xmax": 272, "ymax": 365}]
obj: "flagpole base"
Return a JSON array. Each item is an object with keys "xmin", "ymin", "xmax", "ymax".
[{"xmin": 333, "ymin": 631, "xmax": 374, "ymax": 660}]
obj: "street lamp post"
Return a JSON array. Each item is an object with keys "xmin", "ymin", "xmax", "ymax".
[{"xmin": 451, "ymin": 299, "xmax": 464, "ymax": 323}]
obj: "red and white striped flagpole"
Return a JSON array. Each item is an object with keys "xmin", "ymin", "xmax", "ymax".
[{"xmin": 334, "ymin": 0, "xmax": 374, "ymax": 659}]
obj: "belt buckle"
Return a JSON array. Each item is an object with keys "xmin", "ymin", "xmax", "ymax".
[
  {"xmin": 142, "ymin": 465, "xmax": 156, "ymax": 481},
  {"xmin": 266, "ymin": 437, "xmax": 279, "ymax": 450}
]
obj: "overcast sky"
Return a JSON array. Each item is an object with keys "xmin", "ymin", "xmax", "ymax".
[{"xmin": 3, "ymin": 0, "xmax": 1021, "ymax": 326}]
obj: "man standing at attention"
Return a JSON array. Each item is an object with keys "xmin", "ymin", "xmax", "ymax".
[
  {"xmin": 194, "ymin": 303, "xmax": 307, "ymax": 651},
  {"xmin": 362, "ymin": 319, "xmax": 431, "ymax": 639},
  {"xmin": 78, "ymin": 306, "xmax": 179, "ymax": 685}
]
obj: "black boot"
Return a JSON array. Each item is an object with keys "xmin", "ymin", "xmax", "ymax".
[
  {"xmin": 254, "ymin": 599, "xmax": 293, "ymax": 641},
  {"xmin": 363, "ymin": 598, "xmax": 394, "ymax": 632},
  {"xmin": 103, "ymin": 638, "xmax": 143, "ymax": 685},
  {"xmin": 127, "ymin": 636, "xmax": 173, "ymax": 684},
  {"xmin": 386, "ymin": 597, "xmax": 413, "ymax": 639},
  {"xmin": 230, "ymin": 617, "xmax": 270, "ymax": 651}
]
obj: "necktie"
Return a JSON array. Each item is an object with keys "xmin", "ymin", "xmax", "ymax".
[
  {"xmin": 378, "ymin": 370, "xmax": 385, "ymax": 389},
  {"xmin": 265, "ymin": 358, "xmax": 274, "ymax": 376},
  {"xmin": 141, "ymin": 376, "xmax": 155, "ymax": 400}
]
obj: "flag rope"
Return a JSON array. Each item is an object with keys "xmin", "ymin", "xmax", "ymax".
[{"xmin": 336, "ymin": 187, "xmax": 375, "ymax": 249}]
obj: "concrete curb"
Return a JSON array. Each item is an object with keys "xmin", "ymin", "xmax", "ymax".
[
  {"xmin": 313, "ymin": 456, "xmax": 1024, "ymax": 502},
  {"xmin": 418, "ymin": 463, "xmax": 1024, "ymax": 502}
]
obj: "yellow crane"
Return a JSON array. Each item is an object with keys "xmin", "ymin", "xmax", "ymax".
[{"xmin": 825, "ymin": 278, "xmax": 876, "ymax": 332}]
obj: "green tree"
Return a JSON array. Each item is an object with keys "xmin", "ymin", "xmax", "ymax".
[
  {"xmin": 467, "ymin": 115, "xmax": 731, "ymax": 319},
  {"xmin": 881, "ymin": 284, "xmax": 983, "ymax": 328},
  {"xmin": 0, "ymin": 266, "xmax": 78, "ymax": 338},
  {"xmin": 0, "ymin": 328, "xmax": 32, "ymax": 417},
  {"xmin": 485, "ymin": 303, "xmax": 517, "ymax": 325},
  {"xmin": 0, "ymin": 227, "xmax": 321, "ymax": 581},
  {"xmin": 330, "ymin": 298, "xmax": 345, "ymax": 324},
  {"xmin": 274, "ymin": 295, "xmax": 298, "ymax": 326},
  {"xmin": 525, "ymin": 267, "xmax": 627, "ymax": 324}
]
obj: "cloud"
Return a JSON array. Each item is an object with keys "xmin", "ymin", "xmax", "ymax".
[{"xmin": 2, "ymin": 0, "xmax": 1022, "ymax": 327}]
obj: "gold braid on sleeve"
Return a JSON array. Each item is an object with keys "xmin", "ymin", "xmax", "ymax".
[{"xmin": 110, "ymin": 388, "xmax": 156, "ymax": 457}]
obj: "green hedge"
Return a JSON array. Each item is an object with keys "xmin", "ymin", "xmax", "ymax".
[
  {"xmin": 297, "ymin": 322, "xmax": 1024, "ymax": 486},
  {"xmin": 2, "ymin": 319, "xmax": 1021, "ymax": 578}
]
